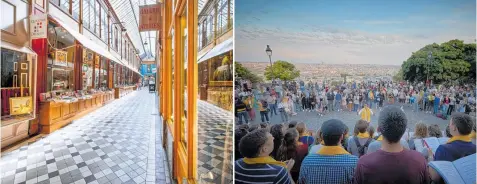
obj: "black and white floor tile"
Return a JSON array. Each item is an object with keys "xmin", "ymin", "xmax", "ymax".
[
  {"xmin": 197, "ymin": 101, "xmax": 233, "ymax": 184},
  {"xmin": 1, "ymin": 90, "xmax": 166, "ymax": 184}
]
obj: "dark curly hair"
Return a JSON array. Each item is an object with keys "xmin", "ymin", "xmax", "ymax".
[
  {"xmin": 239, "ymin": 129, "xmax": 270, "ymax": 158},
  {"xmin": 276, "ymin": 128, "xmax": 299, "ymax": 161},
  {"xmin": 235, "ymin": 128, "xmax": 249, "ymax": 160},
  {"xmin": 378, "ymin": 106, "xmax": 408, "ymax": 143},
  {"xmin": 270, "ymin": 124, "xmax": 284, "ymax": 159}
]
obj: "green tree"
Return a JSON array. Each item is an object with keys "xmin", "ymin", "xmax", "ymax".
[
  {"xmin": 393, "ymin": 69, "xmax": 404, "ymax": 82},
  {"xmin": 235, "ymin": 62, "xmax": 263, "ymax": 83},
  {"xmin": 401, "ymin": 40, "xmax": 474, "ymax": 85},
  {"xmin": 264, "ymin": 60, "xmax": 300, "ymax": 81}
]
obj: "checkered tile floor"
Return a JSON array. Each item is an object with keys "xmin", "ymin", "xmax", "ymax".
[
  {"xmin": 1, "ymin": 89, "xmax": 169, "ymax": 184},
  {"xmin": 197, "ymin": 101, "xmax": 233, "ymax": 184}
]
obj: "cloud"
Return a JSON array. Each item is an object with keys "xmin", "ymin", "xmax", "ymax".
[
  {"xmin": 343, "ymin": 20, "xmax": 404, "ymax": 25},
  {"xmin": 235, "ymin": 23, "xmax": 475, "ymax": 65}
]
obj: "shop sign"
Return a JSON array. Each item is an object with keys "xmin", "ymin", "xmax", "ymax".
[
  {"xmin": 55, "ymin": 50, "xmax": 68, "ymax": 66},
  {"xmin": 139, "ymin": 4, "xmax": 162, "ymax": 32},
  {"xmin": 10, "ymin": 96, "xmax": 33, "ymax": 115},
  {"xmin": 30, "ymin": 14, "xmax": 47, "ymax": 39}
]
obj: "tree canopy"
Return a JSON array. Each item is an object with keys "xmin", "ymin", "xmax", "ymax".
[
  {"xmin": 264, "ymin": 60, "xmax": 300, "ymax": 81},
  {"xmin": 235, "ymin": 62, "xmax": 263, "ymax": 83},
  {"xmin": 401, "ymin": 40, "xmax": 475, "ymax": 85}
]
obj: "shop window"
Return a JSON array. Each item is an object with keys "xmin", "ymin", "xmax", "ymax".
[
  {"xmin": 94, "ymin": 55, "xmax": 100, "ymax": 88},
  {"xmin": 82, "ymin": 49, "xmax": 94, "ymax": 90},
  {"xmin": 209, "ymin": 51, "xmax": 232, "ymax": 82},
  {"xmin": 1, "ymin": 0, "xmax": 15, "ymax": 34},
  {"xmin": 100, "ymin": 57, "xmax": 108, "ymax": 88},
  {"xmin": 47, "ymin": 22, "xmax": 75, "ymax": 92},
  {"xmin": 1, "ymin": 49, "xmax": 28, "ymax": 88}
]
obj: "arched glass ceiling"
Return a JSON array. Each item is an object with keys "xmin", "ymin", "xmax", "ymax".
[{"xmin": 109, "ymin": 0, "xmax": 160, "ymax": 60}]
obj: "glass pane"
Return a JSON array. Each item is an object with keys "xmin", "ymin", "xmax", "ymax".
[
  {"xmin": 89, "ymin": 0, "xmax": 95, "ymax": 30},
  {"xmin": 1, "ymin": 49, "xmax": 27, "ymax": 88},
  {"xmin": 101, "ymin": 57, "xmax": 108, "ymax": 88},
  {"xmin": 181, "ymin": 9, "xmax": 188, "ymax": 147},
  {"xmin": 82, "ymin": 0, "xmax": 89, "ymax": 28},
  {"xmin": 94, "ymin": 55, "xmax": 100, "ymax": 88},
  {"xmin": 72, "ymin": 0, "xmax": 80, "ymax": 20},
  {"xmin": 82, "ymin": 49, "xmax": 94, "ymax": 90},
  {"xmin": 60, "ymin": 0, "xmax": 69, "ymax": 12},
  {"xmin": 51, "ymin": 68, "xmax": 72, "ymax": 91},
  {"xmin": 1, "ymin": 1, "xmax": 15, "ymax": 33}
]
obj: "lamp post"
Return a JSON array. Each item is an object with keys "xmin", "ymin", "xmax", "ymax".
[
  {"xmin": 427, "ymin": 51, "xmax": 432, "ymax": 86},
  {"xmin": 266, "ymin": 45, "xmax": 273, "ymax": 81}
]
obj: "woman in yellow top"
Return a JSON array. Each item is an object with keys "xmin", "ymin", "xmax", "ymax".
[{"xmin": 358, "ymin": 104, "xmax": 374, "ymax": 123}]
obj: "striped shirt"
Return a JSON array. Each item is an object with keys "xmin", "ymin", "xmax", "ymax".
[
  {"xmin": 235, "ymin": 159, "xmax": 292, "ymax": 184},
  {"xmin": 298, "ymin": 154, "xmax": 358, "ymax": 184}
]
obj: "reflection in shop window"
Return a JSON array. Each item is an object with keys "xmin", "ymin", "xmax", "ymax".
[{"xmin": 1, "ymin": 49, "xmax": 28, "ymax": 88}]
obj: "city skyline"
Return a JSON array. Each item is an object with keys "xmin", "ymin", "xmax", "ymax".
[{"xmin": 235, "ymin": 0, "xmax": 476, "ymax": 65}]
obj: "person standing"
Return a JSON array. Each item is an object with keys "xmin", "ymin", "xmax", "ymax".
[
  {"xmin": 358, "ymin": 104, "xmax": 373, "ymax": 123},
  {"xmin": 335, "ymin": 91, "xmax": 342, "ymax": 112},
  {"xmin": 353, "ymin": 93, "xmax": 360, "ymax": 112},
  {"xmin": 259, "ymin": 99, "xmax": 270, "ymax": 123},
  {"xmin": 267, "ymin": 94, "xmax": 278, "ymax": 117},
  {"xmin": 235, "ymin": 98, "xmax": 249, "ymax": 125},
  {"xmin": 278, "ymin": 98, "xmax": 289, "ymax": 123},
  {"xmin": 327, "ymin": 90, "xmax": 334, "ymax": 112},
  {"xmin": 448, "ymin": 95, "xmax": 455, "ymax": 115}
]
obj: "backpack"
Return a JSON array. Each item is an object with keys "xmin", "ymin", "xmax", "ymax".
[{"xmin": 354, "ymin": 136, "xmax": 372, "ymax": 157}]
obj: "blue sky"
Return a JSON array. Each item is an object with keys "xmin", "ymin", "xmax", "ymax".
[{"xmin": 235, "ymin": 0, "xmax": 476, "ymax": 65}]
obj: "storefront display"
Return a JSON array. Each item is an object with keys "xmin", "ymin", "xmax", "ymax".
[{"xmin": 205, "ymin": 51, "xmax": 233, "ymax": 110}]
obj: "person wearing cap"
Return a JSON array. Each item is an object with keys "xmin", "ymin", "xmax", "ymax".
[
  {"xmin": 298, "ymin": 119, "xmax": 358, "ymax": 184},
  {"xmin": 353, "ymin": 106, "xmax": 429, "ymax": 184},
  {"xmin": 235, "ymin": 129, "xmax": 295, "ymax": 184},
  {"xmin": 428, "ymin": 113, "xmax": 476, "ymax": 183}
]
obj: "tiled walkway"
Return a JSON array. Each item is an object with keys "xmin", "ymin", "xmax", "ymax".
[
  {"xmin": 197, "ymin": 101, "xmax": 233, "ymax": 184},
  {"xmin": 1, "ymin": 89, "xmax": 168, "ymax": 184}
]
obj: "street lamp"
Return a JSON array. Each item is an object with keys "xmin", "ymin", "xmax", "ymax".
[
  {"xmin": 266, "ymin": 45, "xmax": 273, "ymax": 81},
  {"xmin": 427, "ymin": 51, "xmax": 432, "ymax": 86}
]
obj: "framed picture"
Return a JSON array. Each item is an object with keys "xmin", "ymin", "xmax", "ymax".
[
  {"xmin": 55, "ymin": 50, "xmax": 68, "ymax": 66},
  {"xmin": 10, "ymin": 96, "xmax": 33, "ymax": 115},
  {"xmin": 21, "ymin": 63, "xmax": 28, "ymax": 70}
]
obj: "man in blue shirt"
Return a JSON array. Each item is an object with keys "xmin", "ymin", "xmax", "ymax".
[
  {"xmin": 299, "ymin": 119, "xmax": 358, "ymax": 184},
  {"xmin": 235, "ymin": 129, "xmax": 294, "ymax": 184},
  {"xmin": 429, "ymin": 113, "xmax": 476, "ymax": 182}
]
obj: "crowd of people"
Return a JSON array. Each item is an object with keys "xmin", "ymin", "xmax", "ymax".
[
  {"xmin": 234, "ymin": 106, "xmax": 476, "ymax": 184},
  {"xmin": 235, "ymin": 79, "xmax": 476, "ymax": 125}
]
